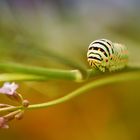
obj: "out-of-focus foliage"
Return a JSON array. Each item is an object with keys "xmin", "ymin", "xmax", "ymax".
[{"xmin": 0, "ymin": 0, "xmax": 140, "ymax": 140}]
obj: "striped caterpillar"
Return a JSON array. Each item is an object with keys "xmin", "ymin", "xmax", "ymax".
[{"xmin": 87, "ymin": 39, "xmax": 128, "ymax": 72}]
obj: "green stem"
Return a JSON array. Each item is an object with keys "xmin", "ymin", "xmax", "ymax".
[
  {"xmin": 0, "ymin": 62, "xmax": 140, "ymax": 82},
  {"xmin": 28, "ymin": 71, "xmax": 140, "ymax": 110},
  {"xmin": 0, "ymin": 62, "xmax": 83, "ymax": 82},
  {"xmin": 1, "ymin": 71, "xmax": 140, "ymax": 113},
  {"xmin": 0, "ymin": 73, "xmax": 48, "ymax": 82}
]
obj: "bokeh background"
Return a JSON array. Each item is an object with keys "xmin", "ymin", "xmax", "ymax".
[{"xmin": 0, "ymin": 0, "xmax": 140, "ymax": 140}]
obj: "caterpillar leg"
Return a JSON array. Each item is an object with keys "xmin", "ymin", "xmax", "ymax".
[{"xmin": 98, "ymin": 66, "xmax": 106, "ymax": 72}]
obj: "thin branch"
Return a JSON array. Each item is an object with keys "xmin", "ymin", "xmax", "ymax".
[
  {"xmin": 1, "ymin": 71, "xmax": 140, "ymax": 113},
  {"xmin": 0, "ymin": 62, "xmax": 83, "ymax": 82},
  {"xmin": 27, "ymin": 71, "xmax": 140, "ymax": 110},
  {"xmin": 0, "ymin": 73, "xmax": 48, "ymax": 81}
]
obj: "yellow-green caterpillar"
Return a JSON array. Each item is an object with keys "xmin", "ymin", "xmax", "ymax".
[{"xmin": 87, "ymin": 39, "xmax": 128, "ymax": 72}]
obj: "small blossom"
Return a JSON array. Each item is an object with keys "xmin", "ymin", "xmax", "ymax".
[
  {"xmin": 0, "ymin": 82, "xmax": 18, "ymax": 95},
  {"xmin": 0, "ymin": 117, "xmax": 9, "ymax": 129},
  {"xmin": 0, "ymin": 82, "xmax": 29, "ymax": 128}
]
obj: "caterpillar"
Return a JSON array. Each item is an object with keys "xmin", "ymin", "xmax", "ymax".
[{"xmin": 87, "ymin": 39, "xmax": 128, "ymax": 72}]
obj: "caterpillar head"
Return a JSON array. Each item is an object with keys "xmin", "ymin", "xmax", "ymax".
[
  {"xmin": 87, "ymin": 39, "xmax": 114, "ymax": 72},
  {"xmin": 87, "ymin": 50, "xmax": 109, "ymax": 72}
]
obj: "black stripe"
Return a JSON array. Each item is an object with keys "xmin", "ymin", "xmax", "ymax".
[
  {"xmin": 100, "ymin": 39, "xmax": 114, "ymax": 54},
  {"xmin": 88, "ymin": 56, "xmax": 101, "ymax": 61},
  {"xmin": 88, "ymin": 52, "xmax": 103, "ymax": 60},
  {"xmin": 89, "ymin": 46, "xmax": 94, "ymax": 50},
  {"xmin": 92, "ymin": 41, "xmax": 111, "ymax": 56},
  {"xmin": 111, "ymin": 46, "xmax": 114, "ymax": 54},
  {"xmin": 101, "ymin": 39, "xmax": 112, "ymax": 46},
  {"xmin": 88, "ymin": 46, "xmax": 108, "ymax": 57}
]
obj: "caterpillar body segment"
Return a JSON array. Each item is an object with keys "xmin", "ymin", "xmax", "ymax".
[{"xmin": 87, "ymin": 39, "xmax": 128, "ymax": 72}]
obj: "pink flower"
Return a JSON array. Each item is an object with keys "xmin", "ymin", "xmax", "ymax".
[
  {"xmin": 0, "ymin": 117, "xmax": 9, "ymax": 129},
  {"xmin": 0, "ymin": 82, "xmax": 18, "ymax": 95}
]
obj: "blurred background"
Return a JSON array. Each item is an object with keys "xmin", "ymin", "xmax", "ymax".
[{"xmin": 0, "ymin": 0, "xmax": 140, "ymax": 140}]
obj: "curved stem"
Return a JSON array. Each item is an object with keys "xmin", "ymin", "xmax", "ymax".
[
  {"xmin": 1, "ymin": 71, "xmax": 140, "ymax": 113},
  {"xmin": 28, "ymin": 71, "xmax": 140, "ymax": 110}
]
